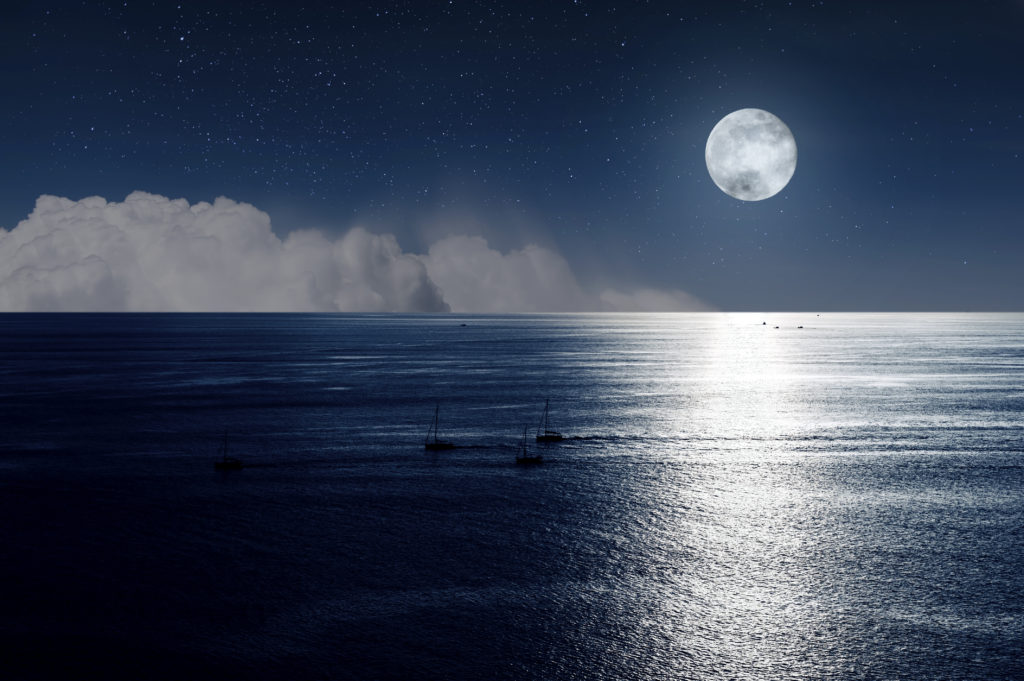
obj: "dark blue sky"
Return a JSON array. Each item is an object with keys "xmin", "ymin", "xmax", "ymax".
[{"xmin": 3, "ymin": 1, "xmax": 1023, "ymax": 310}]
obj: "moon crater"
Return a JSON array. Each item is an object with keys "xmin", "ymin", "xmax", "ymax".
[{"xmin": 705, "ymin": 108, "xmax": 796, "ymax": 201}]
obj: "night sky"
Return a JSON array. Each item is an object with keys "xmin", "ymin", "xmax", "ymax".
[{"xmin": 3, "ymin": 1, "xmax": 1023, "ymax": 311}]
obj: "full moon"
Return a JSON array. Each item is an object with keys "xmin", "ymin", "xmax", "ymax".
[{"xmin": 705, "ymin": 108, "xmax": 797, "ymax": 201}]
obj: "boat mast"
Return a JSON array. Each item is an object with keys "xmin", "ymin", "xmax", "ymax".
[{"xmin": 427, "ymin": 403, "xmax": 440, "ymax": 444}]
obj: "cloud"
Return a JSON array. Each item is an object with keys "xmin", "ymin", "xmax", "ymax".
[
  {"xmin": 418, "ymin": 235, "xmax": 590, "ymax": 313},
  {"xmin": 0, "ymin": 192, "xmax": 447, "ymax": 312},
  {"xmin": 598, "ymin": 287, "xmax": 713, "ymax": 312},
  {"xmin": 0, "ymin": 192, "xmax": 710, "ymax": 313},
  {"xmin": 420, "ymin": 236, "xmax": 712, "ymax": 313}
]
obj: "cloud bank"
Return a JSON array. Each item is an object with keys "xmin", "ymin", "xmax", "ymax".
[{"xmin": 0, "ymin": 192, "xmax": 709, "ymax": 313}]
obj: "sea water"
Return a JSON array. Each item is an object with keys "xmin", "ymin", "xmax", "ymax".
[{"xmin": 1, "ymin": 313, "xmax": 1022, "ymax": 680}]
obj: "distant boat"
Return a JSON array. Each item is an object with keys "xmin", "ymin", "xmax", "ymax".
[
  {"xmin": 516, "ymin": 425, "xmax": 543, "ymax": 465},
  {"xmin": 214, "ymin": 432, "xmax": 243, "ymax": 471},
  {"xmin": 535, "ymin": 399, "xmax": 565, "ymax": 443},
  {"xmin": 424, "ymin": 404, "xmax": 456, "ymax": 450}
]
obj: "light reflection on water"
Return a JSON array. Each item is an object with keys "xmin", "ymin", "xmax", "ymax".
[{"xmin": 0, "ymin": 312, "xmax": 1022, "ymax": 679}]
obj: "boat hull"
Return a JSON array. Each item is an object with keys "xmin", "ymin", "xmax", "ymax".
[{"xmin": 214, "ymin": 458, "xmax": 243, "ymax": 471}]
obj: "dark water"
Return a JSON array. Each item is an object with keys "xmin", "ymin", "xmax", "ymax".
[{"xmin": 1, "ymin": 313, "xmax": 1022, "ymax": 680}]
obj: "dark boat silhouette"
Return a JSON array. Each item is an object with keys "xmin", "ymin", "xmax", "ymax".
[
  {"xmin": 214, "ymin": 432, "xmax": 243, "ymax": 471},
  {"xmin": 424, "ymin": 404, "xmax": 456, "ymax": 450},
  {"xmin": 516, "ymin": 425, "xmax": 543, "ymax": 465},
  {"xmin": 535, "ymin": 398, "xmax": 564, "ymax": 442}
]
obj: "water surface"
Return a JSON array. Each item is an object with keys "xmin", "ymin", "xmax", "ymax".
[{"xmin": 1, "ymin": 313, "xmax": 1022, "ymax": 679}]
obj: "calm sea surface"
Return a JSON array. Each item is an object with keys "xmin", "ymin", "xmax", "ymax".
[{"xmin": 1, "ymin": 313, "xmax": 1022, "ymax": 680}]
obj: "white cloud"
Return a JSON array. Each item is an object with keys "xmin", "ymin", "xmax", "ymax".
[
  {"xmin": 418, "ymin": 235, "xmax": 590, "ymax": 313},
  {"xmin": 0, "ymin": 192, "xmax": 710, "ymax": 313},
  {"xmin": 0, "ymin": 192, "xmax": 447, "ymax": 312},
  {"xmin": 598, "ymin": 287, "xmax": 712, "ymax": 312}
]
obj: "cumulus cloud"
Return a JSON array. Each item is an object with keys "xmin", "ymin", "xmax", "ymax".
[
  {"xmin": 0, "ymin": 192, "xmax": 447, "ymax": 312},
  {"xmin": 0, "ymin": 192, "xmax": 710, "ymax": 313},
  {"xmin": 598, "ymin": 287, "xmax": 712, "ymax": 312},
  {"xmin": 419, "ymin": 235, "xmax": 590, "ymax": 312}
]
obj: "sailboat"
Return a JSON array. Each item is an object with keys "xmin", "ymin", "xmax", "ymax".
[
  {"xmin": 214, "ymin": 432, "xmax": 243, "ymax": 471},
  {"xmin": 535, "ymin": 398, "xmax": 564, "ymax": 442},
  {"xmin": 424, "ymin": 404, "xmax": 456, "ymax": 450},
  {"xmin": 516, "ymin": 425, "xmax": 543, "ymax": 465}
]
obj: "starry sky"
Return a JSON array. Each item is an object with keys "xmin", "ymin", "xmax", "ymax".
[{"xmin": 3, "ymin": 0, "xmax": 1023, "ymax": 311}]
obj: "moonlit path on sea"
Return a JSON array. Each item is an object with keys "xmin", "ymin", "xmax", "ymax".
[{"xmin": 1, "ymin": 313, "xmax": 1022, "ymax": 680}]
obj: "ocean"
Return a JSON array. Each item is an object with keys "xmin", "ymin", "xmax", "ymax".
[{"xmin": 1, "ymin": 312, "xmax": 1022, "ymax": 680}]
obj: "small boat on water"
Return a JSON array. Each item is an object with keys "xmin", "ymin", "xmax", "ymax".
[
  {"xmin": 516, "ymin": 425, "xmax": 543, "ymax": 465},
  {"xmin": 424, "ymin": 404, "xmax": 456, "ymax": 450},
  {"xmin": 214, "ymin": 432, "xmax": 243, "ymax": 471},
  {"xmin": 535, "ymin": 398, "xmax": 564, "ymax": 442}
]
